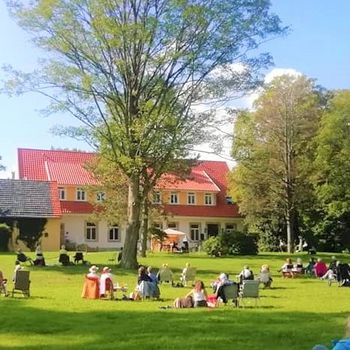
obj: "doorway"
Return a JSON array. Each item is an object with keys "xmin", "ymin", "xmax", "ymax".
[{"xmin": 207, "ymin": 224, "xmax": 219, "ymax": 237}]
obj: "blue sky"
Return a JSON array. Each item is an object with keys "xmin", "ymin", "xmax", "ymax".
[{"xmin": 1, "ymin": 0, "xmax": 350, "ymax": 178}]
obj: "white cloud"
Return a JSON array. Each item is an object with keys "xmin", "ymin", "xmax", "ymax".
[{"xmin": 264, "ymin": 68, "xmax": 302, "ymax": 84}]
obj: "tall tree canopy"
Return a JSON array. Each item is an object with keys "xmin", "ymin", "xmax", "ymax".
[
  {"xmin": 312, "ymin": 91, "xmax": 350, "ymax": 250},
  {"xmin": 229, "ymin": 75, "xmax": 321, "ymax": 252},
  {"xmin": 4, "ymin": 0, "xmax": 285, "ymax": 267}
]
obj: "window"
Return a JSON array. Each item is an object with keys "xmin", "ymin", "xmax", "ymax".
[
  {"xmin": 167, "ymin": 222, "xmax": 178, "ymax": 230},
  {"xmin": 204, "ymin": 193, "xmax": 213, "ymax": 205},
  {"xmin": 58, "ymin": 187, "xmax": 66, "ymax": 200},
  {"xmin": 108, "ymin": 225, "xmax": 120, "ymax": 241},
  {"xmin": 225, "ymin": 224, "xmax": 237, "ymax": 233},
  {"xmin": 170, "ymin": 192, "xmax": 179, "ymax": 204},
  {"xmin": 96, "ymin": 192, "xmax": 106, "ymax": 202},
  {"xmin": 187, "ymin": 192, "xmax": 196, "ymax": 205},
  {"xmin": 86, "ymin": 222, "xmax": 97, "ymax": 241},
  {"xmin": 190, "ymin": 223, "xmax": 200, "ymax": 241},
  {"xmin": 153, "ymin": 191, "xmax": 161, "ymax": 204},
  {"xmin": 76, "ymin": 188, "xmax": 86, "ymax": 201}
]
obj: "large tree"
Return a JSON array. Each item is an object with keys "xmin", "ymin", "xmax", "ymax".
[
  {"xmin": 313, "ymin": 90, "xmax": 350, "ymax": 250},
  {"xmin": 4, "ymin": 0, "xmax": 285, "ymax": 267},
  {"xmin": 229, "ymin": 75, "xmax": 321, "ymax": 252}
]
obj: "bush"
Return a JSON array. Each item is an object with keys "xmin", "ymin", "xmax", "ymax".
[
  {"xmin": 203, "ymin": 231, "xmax": 258, "ymax": 256},
  {"xmin": 258, "ymin": 231, "xmax": 281, "ymax": 252},
  {"xmin": 0, "ymin": 223, "xmax": 11, "ymax": 251},
  {"xmin": 202, "ymin": 236, "xmax": 222, "ymax": 257}
]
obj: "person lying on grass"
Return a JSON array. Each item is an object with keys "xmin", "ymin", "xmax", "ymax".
[{"xmin": 173, "ymin": 280, "xmax": 208, "ymax": 308}]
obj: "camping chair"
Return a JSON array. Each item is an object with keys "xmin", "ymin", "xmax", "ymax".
[
  {"xmin": 59, "ymin": 253, "xmax": 70, "ymax": 266},
  {"xmin": 74, "ymin": 252, "xmax": 85, "ymax": 264},
  {"xmin": 81, "ymin": 276, "xmax": 100, "ymax": 299},
  {"xmin": 157, "ymin": 268, "xmax": 174, "ymax": 284},
  {"xmin": 12, "ymin": 270, "xmax": 30, "ymax": 298},
  {"xmin": 239, "ymin": 280, "xmax": 260, "ymax": 307},
  {"xmin": 223, "ymin": 283, "xmax": 239, "ymax": 307},
  {"xmin": 180, "ymin": 267, "xmax": 197, "ymax": 287}
]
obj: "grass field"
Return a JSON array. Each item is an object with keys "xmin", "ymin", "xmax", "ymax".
[{"xmin": 0, "ymin": 251, "xmax": 349, "ymax": 350}]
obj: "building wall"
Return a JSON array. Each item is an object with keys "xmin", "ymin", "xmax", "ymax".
[
  {"xmin": 61, "ymin": 214, "xmax": 124, "ymax": 251},
  {"xmin": 10, "ymin": 218, "xmax": 61, "ymax": 252},
  {"xmin": 161, "ymin": 190, "xmax": 216, "ymax": 206}
]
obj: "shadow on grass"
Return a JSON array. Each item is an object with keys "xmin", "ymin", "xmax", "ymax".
[{"xmin": 0, "ymin": 301, "xmax": 346, "ymax": 350}]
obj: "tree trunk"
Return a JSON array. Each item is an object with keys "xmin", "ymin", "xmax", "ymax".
[
  {"xmin": 120, "ymin": 175, "xmax": 141, "ymax": 269},
  {"xmin": 140, "ymin": 198, "xmax": 149, "ymax": 258}
]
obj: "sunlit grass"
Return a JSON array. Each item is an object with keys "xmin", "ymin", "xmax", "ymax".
[{"xmin": 0, "ymin": 251, "xmax": 349, "ymax": 349}]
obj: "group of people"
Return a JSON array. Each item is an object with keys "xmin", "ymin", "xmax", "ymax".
[
  {"xmin": 83, "ymin": 265, "xmax": 121, "ymax": 299},
  {"xmin": 16, "ymin": 244, "xmax": 45, "ymax": 267},
  {"xmin": 278, "ymin": 256, "xmax": 350, "ymax": 286}
]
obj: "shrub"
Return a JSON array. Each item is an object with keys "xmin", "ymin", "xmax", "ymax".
[
  {"xmin": 202, "ymin": 236, "xmax": 222, "ymax": 257},
  {"xmin": 258, "ymin": 230, "xmax": 281, "ymax": 252},
  {"xmin": 203, "ymin": 231, "xmax": 258, "ymax": 256},
  {"xmin": 0, "ymin": 223, "xmax": 11, "ymax": 251}
]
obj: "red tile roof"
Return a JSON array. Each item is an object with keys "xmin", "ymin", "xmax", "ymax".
[
  {"xmin": 18, "ymin": 149, "xmax": 240, "ymax": 218},
  {"xmin": 156, "ymin": 169, "xmax": 220, "ymax": 192},
  {"xmin": 18, "ymin": 148, "xmax": 96, "ymax": 182}
]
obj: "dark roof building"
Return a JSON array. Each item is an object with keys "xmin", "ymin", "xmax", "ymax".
[{"xmin": 0, "ymin": 179, "xmax": 61, "ymax": 218}]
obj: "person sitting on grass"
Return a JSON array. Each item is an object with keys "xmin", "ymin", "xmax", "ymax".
[
  {"xmin": 278, "ymin": 258, "xmax": 294, "ymax": 277},
  {"xmin": 305, "ymin": 257, "xmax": 316, "ymax": 275},
  {"xmin": 259, "ymin": 264, "xmax": 273, "ymax": 288},
  {"xmin": 211, "ymin": 272, "xmax": 235, "ymax": 304},
  {"xmin": 33, "ymin": 244, "xmax": 45, "ymax": 266},
  {"xmin": 173, "ymin": 280, "xmax": 208, "ymax": 308},
  {"xmin": 16, "ymin": 249, "xmax": 33, "ymax": 265},
  {"xmin": 292, "ymin": 258, "xmax": 304, "ymax": 275},
  {"xmin": 100, "ymin": 266, "xmax": 114, "ymax": 299},
  {"xmin": 314, "ymin": 258, "xmax": 328, "ymax": 278},
  {"xmin": 238, "ymin": 265, "xmax": 254, "ymax": 284},
  {"xmin": 186, "ymin": 280, "xmax": 208, "ymax": 307},
  {"xmin": 58, "ymin": 245, "xmax": 70, "ymax": 266}
]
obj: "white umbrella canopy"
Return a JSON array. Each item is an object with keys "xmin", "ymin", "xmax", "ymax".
[{"xmin": 164, "ymin": 228, "xmax": 187, "ymax": 236}]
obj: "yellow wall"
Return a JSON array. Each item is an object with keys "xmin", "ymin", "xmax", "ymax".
[
  {"xmin": 161, "ymin": 190, "xmax": 216, "ymax": 205},
  {"xmin": 10, "ymin": 218, "xmax": 61, "ymax": 252}
]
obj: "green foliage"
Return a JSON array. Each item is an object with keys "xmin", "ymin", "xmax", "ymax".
[
  {"xmin": 258, "ymin": 230, "xmax": 281, "ymax": 252},
  {"xmin": 203, "ymin": 231, "xmax": 258, "ymax": 256},
  {"xmin": 16, "ymin": 218, "xmax": 47, "ymax": 251},
  {"xmin": 148, "ymin": 227, "xmax": 167, "ymax": 243},
  {"xmin": 202, "ymin": 236, "xmax": 222, "ymax": 257},
  {"xmin": 4, "ymin": 0, "xmax": 285, "ymax": 268},
  {"xmin": 0, "ymin": 223, "xmax": 11, "ymax": 251},
  {"xmin": 229, "ymin": 75, "xmax": 323, "ymax": 251}
]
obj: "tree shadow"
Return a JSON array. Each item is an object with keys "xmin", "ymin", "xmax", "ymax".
[{"xmin": 0, "ymin": 302, "xmax": 346, "ymax": 350}]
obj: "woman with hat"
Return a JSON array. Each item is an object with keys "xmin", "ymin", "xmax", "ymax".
[
  {"xmin": 100, "ymin": 267, "xmax": 115, "ymax": 299},
  {"xmin": 82, "ymin": 265, "xmax": 100, "ymax": 299}
]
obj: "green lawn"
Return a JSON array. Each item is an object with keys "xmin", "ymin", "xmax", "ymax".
[{"xmin": 0, "ymin": 251, "xmax": 349, "ymax": 350}]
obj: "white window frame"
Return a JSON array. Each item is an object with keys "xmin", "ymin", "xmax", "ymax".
[
  {"xmin": 204, "ymin": 193, "xmax": 213, "ymax": 205},
  {"xmin": 187, "ymin": 192, "xmax": 196, "ymax": 205},
  {"xmin": 58, "ymin": 187, "xmax": 66, "ymax": 200},
  {"xmin": 108, "ymin": 224, "xmax": 120, "ymax": 242},
  {"xmin": 76, "ymin": 187, "xmax": 86, "ymax": 201},
  {"xmin": 190, "ymin": 223, "xmax": 200, "ymax": 241},
  {"xmin": 96, "ymin": 191, "xmax": 106, "ymax": 202},
  {"xmin": 85, "ymin": 222, "xmax": 97, "ymax": 241},
  {"xmin": 170, "ymin": 192, "xmax": 179, "ymax": 204},
  {"xmin": 153, "ymin": 191, "xmax": 161, "ymax": 204}
]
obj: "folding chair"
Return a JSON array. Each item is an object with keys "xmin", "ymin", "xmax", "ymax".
[
  {"xmin": 223, "ymin": 283, "xmax": 239, "ymax": 307},
  {"xmin": 180, "ymin": 267, "xmax": 196, "ymax": 286},
  {"xmin": 12, "ymin": 270, "xmax": 30, "ymax": 298},
  {"xmin": 239, "ymin": 280, "xmax": 260, "ymax": 307},
  {"xmin": 157, "ymin": 268, "xmax": 173, "ymax": 284}
]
